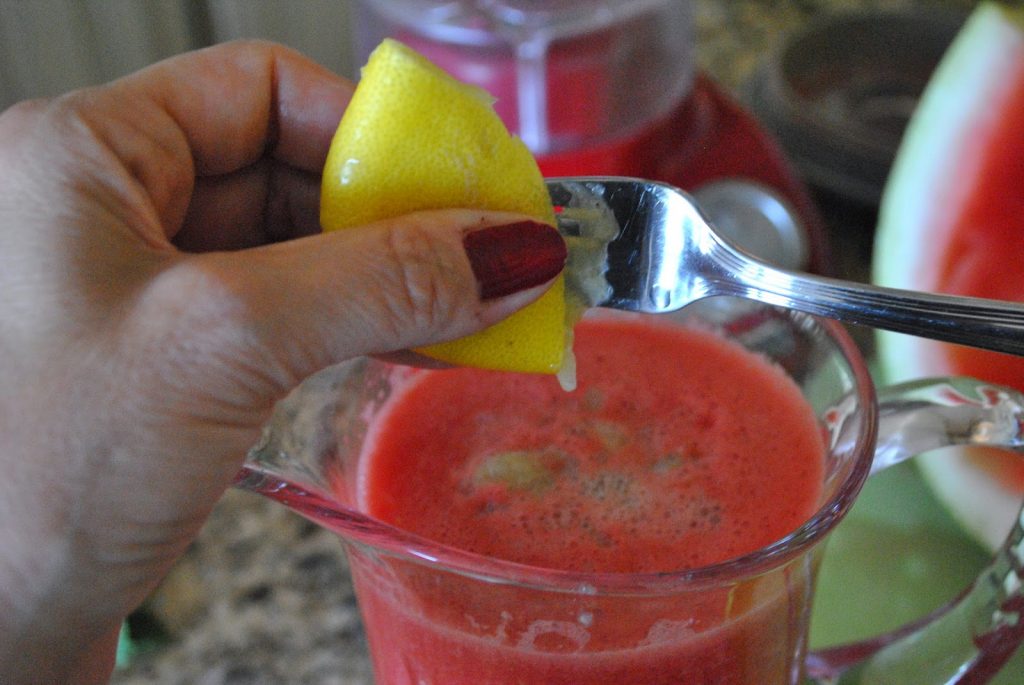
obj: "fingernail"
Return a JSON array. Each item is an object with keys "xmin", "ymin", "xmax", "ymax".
[{"xmin": 463, "ymin": 221, "xmax": 567, "ymax": 300}]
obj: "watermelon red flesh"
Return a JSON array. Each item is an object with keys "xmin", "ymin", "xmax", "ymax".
[
  {"xmin": 940, "ymin": 73, "xmax": 1024, "ymax": 375},
  {"xmin": 875, "ymin": 3, "xmax": 1024, "ymax": 496},
  {"xmin": 933, "ymin": 50, "xmax": 1024, "ymax": 490}
]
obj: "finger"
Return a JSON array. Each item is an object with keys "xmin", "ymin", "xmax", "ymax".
[
  {"xmin": 145, "ymin": 210, "xmax": 567, "ymax": 392},
  {"xmin": 127, "ymin": 39, "xmax": 353, "ymax": 176},
  {"xmin": 239, "ymin": 210, "xmax": 567, "ymax": 365},
  {"xmin": 66, "ymin": 41, "xmax": 351, "ymax": 241},
  {"xmin": 174, "ymin": 161, "xmax": 321, "ymax": 252}
]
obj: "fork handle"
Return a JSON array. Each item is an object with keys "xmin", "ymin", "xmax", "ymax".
[{"xmin": 710, "ymin": 248, "xmax": 1024, "ymax": 356}]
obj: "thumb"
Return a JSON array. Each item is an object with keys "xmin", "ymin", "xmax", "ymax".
[{"xmin": 173, "ymin": 208, "xmax": 566, "ymax": 387}]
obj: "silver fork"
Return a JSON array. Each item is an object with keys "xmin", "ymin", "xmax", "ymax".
[{"xmin": 547, "ymin": 177, "xmax": 1024, "ymax": 356}]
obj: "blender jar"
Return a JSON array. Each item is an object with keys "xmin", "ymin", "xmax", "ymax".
[{"xmin": 352, "ymin": 0, "xmax": 695, "ymax": 158}]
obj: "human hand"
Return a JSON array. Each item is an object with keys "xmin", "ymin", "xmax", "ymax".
[{"xmin": 0, "ymin": 41, "xmax": 564, "ymax": 683}]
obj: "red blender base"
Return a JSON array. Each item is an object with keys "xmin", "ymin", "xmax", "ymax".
[{"xmin": 537, "ymin": 74, "xmax": 830, "ymax": 275}]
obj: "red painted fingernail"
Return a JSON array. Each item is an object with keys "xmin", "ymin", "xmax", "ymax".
[{"xmin": 463, "ymin": 221, "xmax": 567, "ymax": 300}]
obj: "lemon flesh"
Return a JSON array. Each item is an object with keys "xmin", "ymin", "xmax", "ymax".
[{"xmin": 320, "ymin": 38, "xmax": 565, "ymax": 375}]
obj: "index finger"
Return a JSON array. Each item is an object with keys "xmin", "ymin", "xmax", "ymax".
[{"xmin": 127, "ymin": 40, "xmax": 354, "ymax": 176}]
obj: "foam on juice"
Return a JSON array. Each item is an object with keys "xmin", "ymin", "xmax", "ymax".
[{"xmin": 359, "ymin": 316, "xmax": 825, "ymax": 574}]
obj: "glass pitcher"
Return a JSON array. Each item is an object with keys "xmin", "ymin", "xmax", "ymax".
[{"xmin": 236, "ymin": 300, "xmax": 1024, "ymax": 684}]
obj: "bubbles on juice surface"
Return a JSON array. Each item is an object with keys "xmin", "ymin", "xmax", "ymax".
[
  {"xmin": 363, "ymin": 317, "xmax": 826, "ymax": 574},
  {"xmin": 458, "ymin": 425, "xmax": 732, "ymax": 572}
]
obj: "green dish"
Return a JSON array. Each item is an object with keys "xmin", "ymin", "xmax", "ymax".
[{"xmin": 811, "ymin": 460, "xmax": 1023, "ymax": 682}]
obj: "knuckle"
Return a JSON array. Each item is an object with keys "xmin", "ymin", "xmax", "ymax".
[
  {"xmin": 0, "ymin": 98, "xmax": 46, "ymax": 133},
  {"xmin": 134, "ymin": 256, "xmax": 254, "ymax": 363},
  {"xmin": 131, "ymin": 255, "xmax": 294, "ymax": 400},
  {"xmin": 379, "ymin": 219, "xmax": 469, "ymax": 339},
  {"xmin": 143, "ymin": 256, "xmax": 243, "ymax": 324}
]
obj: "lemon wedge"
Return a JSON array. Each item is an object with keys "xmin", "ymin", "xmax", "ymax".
[{"xmin": 320, "ymin": 38, "xmax": 566, "ymax": 375}]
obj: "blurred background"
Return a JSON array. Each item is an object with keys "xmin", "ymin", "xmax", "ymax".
[
  {"xmin": 0, "ymin": 1, "xmax": 357, "ymax": 110},
  {"xmin": 5, "ymin": 1, "xmax": 1019, "ymax": 683}
]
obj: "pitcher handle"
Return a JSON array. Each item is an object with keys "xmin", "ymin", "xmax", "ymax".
[{"xmin": 805, "ymin": 377, "xmax": 1024, "ymax": 684}]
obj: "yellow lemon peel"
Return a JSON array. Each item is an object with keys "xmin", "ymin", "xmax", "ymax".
[{"xmin": 320, "ymin": 38, "xmax": 566, "ymax": 375}]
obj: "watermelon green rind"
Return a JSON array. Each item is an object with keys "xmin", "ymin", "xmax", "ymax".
[{"xmin": 873, "ymin": 1, "xmax": 1024, "ymax": 551}]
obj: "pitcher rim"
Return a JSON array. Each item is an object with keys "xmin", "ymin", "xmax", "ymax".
[{"xmin": 239, "ymin": 314, "xmax": 876, "ymax": 595}]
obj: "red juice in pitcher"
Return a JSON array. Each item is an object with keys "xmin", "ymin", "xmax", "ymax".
[{"xmin": 352, "ymin": 316, "xmax": 826, "ymax": 683}]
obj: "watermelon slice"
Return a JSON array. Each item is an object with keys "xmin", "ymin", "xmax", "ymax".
[{"xmin": 873, "ymin": 1, "xmax": 1024, "ymax": 551}]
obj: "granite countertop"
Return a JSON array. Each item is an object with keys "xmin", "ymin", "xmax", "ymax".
[{"xmin": 111, "ymin": 1, "xmax": 975, "ymax": 683}]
